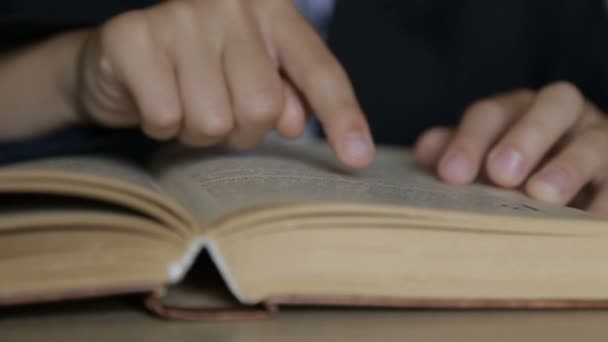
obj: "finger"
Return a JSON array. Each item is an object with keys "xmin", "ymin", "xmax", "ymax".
[
  {"xmin": 224, "ymin": 15, "xmax": 284, "ymax": 150},
  {"xmin": 172, "ymin": 26, "xmax": 233, "ymax": 147},
  {"xmin": 588, "ymin": 182, "xmax": 608, "ymax": 217},
  {"xmin": 526, "ymin": 122, "xmax": 608, "ymax": 205},
  {"xmin": 593, "ymin": 167, "xmax": 608, "ymax": 186},
  {"xmin": 543, "ymin": 100, "xmax": 605, "ymax": 152},
  {"xmin": 437, "ymin": 89, "xmax": 534, "ymax": 185},
  {"xmin": 102, "ymin": 13, "xmax": 182, "ymax": 140},
  {"xmin": 413, "ymin": 127, "xmax": 454, "ymax": 169},
  {"xmin": 276, "ymin": 80, "xmax": 307, "ymax": 139},
  {"xmin": 272, "ymin": 10, "xmax": 374, "ymax": 168},
  {"xmin": 486, "ymin": 82, "xmax": 586, "ymax": 187},
  {"xmin": 569, "ymin": 101, "xmax": 605, "ymax": 136},
  {"xmin": 79, "ymin": 33, "xmax": 140, "ymax": 126}
]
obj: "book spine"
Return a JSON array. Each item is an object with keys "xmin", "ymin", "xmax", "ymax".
[{"xmin": 143, "ymin": 290, "xmax": 278, "ymax": 321}]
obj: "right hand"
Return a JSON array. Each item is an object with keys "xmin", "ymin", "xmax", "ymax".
[{"xmin": 77, "ymin": 0, "xmax": 375, "ymax": 167}]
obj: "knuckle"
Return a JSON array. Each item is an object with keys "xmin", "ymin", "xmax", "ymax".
[
  {"xmin": 548, "ymin": 80, "xmax": 579, "ymax": 94},
  {"xmin": 154, "ymin": 113, "xmax": 181, "ymax": 132},
  {"xmin": 464, "ymin": 99, "xmax": 507, "ymax": 122},
  {"xmin": 206, "ymin": 116, "xmax": 235, "ymax": 137},
  {"xmin": 583, "ymin": 125, "xmax": 608, "ymax": 154},
  {"xmin": 547, "ymin": 81, "xmax": 584, "ymax": 106},
  {"xmin": 165, "ymin": 1, "xmax": 197, "ymax": 26},
  {"xmin": 102, "ymin": 10, "xmax": 150, "ymax": 48},
  {"xmin": 200, "ymin": 112, "xmax": 235, "ymax": 137},
  {"xmin": 143, "ymin": 114, "xmax": 180, "ymax": 140},
  {"xmin": 241, "ymin": 92, "xmax": 284, "ymax": 123}
]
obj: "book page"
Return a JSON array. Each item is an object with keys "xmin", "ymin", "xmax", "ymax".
[
  {"xmin": 149, "ymin": 141, "xmax": 594, "ymax": 228},
  {"xmin": 2, "ymin": 155, "xmax": 164, "ymax": 194},
  {"xmin": 0, "ymin": 154, "xmax": 200, "ymax": 237}
]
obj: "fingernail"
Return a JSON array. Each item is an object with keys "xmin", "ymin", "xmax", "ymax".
[
  {"xmin": 344, "ymin": 131, "xmax": 373, "ymax": 163},
  {"xmin": 490, "ymin": 147, "xmax": 526, "ymax": 184},
  {"xmin": 440, "ymin": 152, "xmax": 472, "ymax": 183},
  {"xmin": 528, "ymin": 168, "xmax": 570, "ymax": 204}
]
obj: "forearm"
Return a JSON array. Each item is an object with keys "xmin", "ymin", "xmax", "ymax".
[{"xmin": 0, "ymin": 30, "xmax": 89, "ymax": 141}]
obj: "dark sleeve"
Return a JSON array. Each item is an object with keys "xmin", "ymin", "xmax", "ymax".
[
  {"xmin": 0, "ymin": 128, "xmax": 159, "ymax": 165},
  {"xmin": 543, "ymin": 0, "xmax": 608, "ymax": 112}
]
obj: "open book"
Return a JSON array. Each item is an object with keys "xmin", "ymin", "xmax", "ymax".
[{"xmin": 2, "ymin": 141, "xmax": 608, "ymax": 320}]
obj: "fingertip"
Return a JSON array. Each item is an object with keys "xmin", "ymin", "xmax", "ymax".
[
  {"xmin": 437, "ymin": 150, "xmax": 475, "ymax": 185},
  {"xmin": 337, "ymin": 131, "xmax": 375, "ymax": 168},
  {"xmin": 485, "ymin": 146, "xmax": 527, "ymax": 188},
  {"xmin": 413, "ymin": 133, "xmax": 433, "ymax": 167},
  {"xmin": 586, "ymin": 183, "xmax": 608, "ymax": 216},
  {"xmin": 277, "ymin": 115, "xmax": 306, "ymax": 139},
  {"xmin": 588, "ymin": 203, "xmax": 608, "ymax": 217},
  {"xmin": 526, "ymin": 180, "xmax": 563, "ymax": 205},
  {"xmin": 525, "ymin": 167, "xmax": 572, "ymax": 206},
  {"xmin": 276, "ymin": 85, "xmax": 307, "ymax": 139},
  {"xmin": 141, "ymin": 108, "xmax": 181, "ymax": 141},
  {"xmin": 318, "ymin": 103, "xmax": 375, "ymax": 168},
  {"xmin": 414, "ymin": 127, "xmax": 453, "ymax": 168}
]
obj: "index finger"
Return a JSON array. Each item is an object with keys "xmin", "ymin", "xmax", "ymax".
[{"xmin": 271, "ymin": 11, "xmax": 375, "ymax": 168}]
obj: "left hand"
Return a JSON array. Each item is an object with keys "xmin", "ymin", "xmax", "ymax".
[{"xmin": 414, "ymin": 81, "xmax": 608, "ymax": 216}]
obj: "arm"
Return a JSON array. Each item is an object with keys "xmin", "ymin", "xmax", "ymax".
[{"xmin": 0, "ymin": 30, "xmax": 88, "ymax": 141}]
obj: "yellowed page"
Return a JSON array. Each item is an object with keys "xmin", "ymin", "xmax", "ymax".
[
  {"xmin": 150, "ymin": 141, "xmax": 595, "ymax": 229},
  {"xmin": 218, "ymin": 215, "xmax": 608, "ymax": 303},
  {"xmin": 0, "ymin": 220, "xmax": 180, "ymax": 302},
  {"xmin": 3, "ymin": 155, "xmax": 163, "ymax": 192},
  {"xmin": 0, "ymin": 155, "xmax": 198, "ymax": 236},
  {"xmin": 0, "ymin": 172, "xmax": 197, "ymax": 303}
]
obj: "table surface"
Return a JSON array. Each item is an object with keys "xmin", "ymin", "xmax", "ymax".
[{"xmin": 2, "ymin": 298, "xmax": 608, "ymax": 342}]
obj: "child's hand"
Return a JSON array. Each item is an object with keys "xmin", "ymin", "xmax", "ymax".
[
  {"xmin": 77, "ymin": 0, "xmax": 374, "ymax": 168},
  {"xmin": 414, "ymin": 82, "xmax": 608, "ymax": 215}
]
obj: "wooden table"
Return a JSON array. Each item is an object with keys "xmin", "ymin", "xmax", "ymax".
[{"xmin": 2, "ymin": 298, "xmax": 608, "ymax": 342}]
